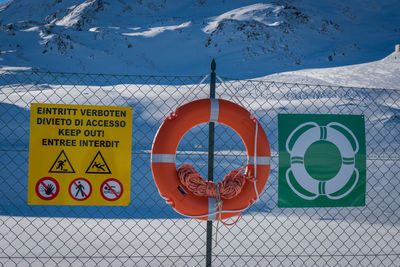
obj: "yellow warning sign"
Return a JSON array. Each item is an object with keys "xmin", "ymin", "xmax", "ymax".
[{"xmin": 28, "ymin": 103, "xmax": 133, "ymax": 206}]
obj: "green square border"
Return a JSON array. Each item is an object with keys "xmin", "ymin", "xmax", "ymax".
[{"xmin": 278, "ymin": 114, "xmax": 366, "ymax": 208}]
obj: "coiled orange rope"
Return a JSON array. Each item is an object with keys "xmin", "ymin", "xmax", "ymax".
[{"xmin": 177, "ymin": 164, "xmax": 255, "ymax": 199}]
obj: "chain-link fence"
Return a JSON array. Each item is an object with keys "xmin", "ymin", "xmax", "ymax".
[{"xmin": 0, "ymin": 69, "xmax": 399, "ymax": 266}]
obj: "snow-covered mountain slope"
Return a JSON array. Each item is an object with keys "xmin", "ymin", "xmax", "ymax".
[
  {"xmin": 0, "ymin": 0, "xmax": 399, "ymax": 78},
  {"xmin": 261, "ymin": 50, "xmax": 400, "ymax": 89}
]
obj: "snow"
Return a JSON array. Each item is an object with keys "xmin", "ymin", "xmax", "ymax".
[
  {"xmin": 1, "ymin": 212, "xmax": 399, "ymax": 266},
  {"xmin": 123, "ymin": 21, "xmax": 192, "ymax": 38},
  {"xmin": 0, "ymin": 61, "xmax": 399, "ymax": 265},
  {"xmin": 54, "ymin": 1, "xmax": 93, "ymax": 27},
  {"xmin": 0, "ymin": 0, "xmax": 400, "ymax": 266},
  {"xmin": 261, "ymin": 52, "xmax": 400, "ymax": 89},
  {"xmin": 0, "ymin": 0, "xmax": 399, "ymax": 77},
  {"xmin": 202, "ymin": 3, "xmax": 283, "ymax": 34}
]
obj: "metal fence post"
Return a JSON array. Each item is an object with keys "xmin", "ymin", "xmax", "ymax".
[{"xmin": 206, "ymin": 59, "xmax": 216, "ymax": 267}]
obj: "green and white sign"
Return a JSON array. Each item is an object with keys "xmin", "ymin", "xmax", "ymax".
[{"xmin": 278, "ymin": 114, "xmax": 366, "ymax": 207}]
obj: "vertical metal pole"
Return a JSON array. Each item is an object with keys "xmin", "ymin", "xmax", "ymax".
[{"xmin": 206, "ymin": 59, "xmax": 216, "ymax": 267}]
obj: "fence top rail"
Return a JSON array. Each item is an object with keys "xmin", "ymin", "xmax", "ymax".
[
  {"xmin": 0, "ymin": 69, "xmax": 399, "ymax": 92},
  {"xmin": 219, "ymin": 75, "xmax": 400, "ymax": 92},
  {"xmin": 0, "ymin": 69, "xmax": 206, "ymax": 80}
]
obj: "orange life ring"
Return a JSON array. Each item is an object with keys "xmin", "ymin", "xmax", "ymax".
[{"xmin": 151, "ymin": 98, "xmax": 271, "ymax": 220}]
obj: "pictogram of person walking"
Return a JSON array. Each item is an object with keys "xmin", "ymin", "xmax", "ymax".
[
  {"xmin": 56, "ymin": 160, "xmax": 66, "ymax": 170},
  {"xmin": 75, "ymin": 181, "xmax": 85, "ymax": 197}
]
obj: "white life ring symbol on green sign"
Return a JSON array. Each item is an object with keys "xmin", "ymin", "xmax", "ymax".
[{"xmin": 285, "ymin": 122, "xmax": 359, "ymax": 200}]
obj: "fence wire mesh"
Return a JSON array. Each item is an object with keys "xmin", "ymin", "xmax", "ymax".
[{"xmin": 0, "ymin": 70, "xmax": 399, "ymax": 266}]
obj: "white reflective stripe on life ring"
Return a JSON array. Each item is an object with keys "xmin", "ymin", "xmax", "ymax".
[
  {"xmin": 247, "ymin": 156, "xmax": 271, "ymax": 166},
  {"xmin": 151, "ymin": 154, "xmax": 176, "ymax": 163},
  {"xmin": 209, "ymin": 99, "xmax": 219, "ymax": 122},
  {"xmin": 208, "ymin": 197, "xmax": 217, "ymax": 220}
]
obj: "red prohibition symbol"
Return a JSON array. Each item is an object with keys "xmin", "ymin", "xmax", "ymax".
[
  {"xmin": 35, "ymin": 177, "xmax": 59, "ymax": 200},
  {"xmin": 69, "ymin": 178, "xmax": 92, "ymax": 201},
  {"xmin": 100, "ymin": 178, "xmax": 123, "ymax": 201}
]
